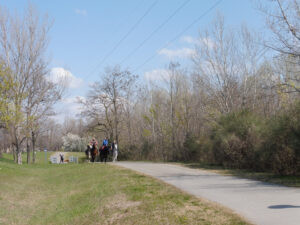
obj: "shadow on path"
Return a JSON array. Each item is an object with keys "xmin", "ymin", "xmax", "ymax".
[{"xmin": 268, "ymin": 205, "xmax": 300, "ymax": 209}]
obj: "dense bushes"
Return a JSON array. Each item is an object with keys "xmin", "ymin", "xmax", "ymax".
[
  {"xmin": 183, "ymin": 133, "xmax": 213, "ymax": 163},
  {"xmin": 195, "ymin": 102, "xmax": 300, "ymax": 175},
  {"xmin": 118, "ymin": 144, "xmax": 138, "ymax": 161},
  {"xmin": 262, "ymin": 102, "xmax": 300, "ymax": 175},
  {"xmin": 127, "ymin": 102, "xmax": 299, "ymax": 176},
  {"xmin": 210, "ymin": 110, "xmax": 262, "ymax": 169}
]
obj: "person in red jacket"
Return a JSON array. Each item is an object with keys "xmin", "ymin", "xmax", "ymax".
[{"xmin": 90, "ymin": 138, "xmax": 98, "ymax": 162}]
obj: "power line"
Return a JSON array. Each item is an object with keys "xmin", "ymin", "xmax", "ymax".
[
  {"xmin": 119, "ymin": 0, "xmax": 191, "ymax": 65},
  {"xmin": 87, "ymin": 0, "xmax": 158, "ymax": 78},
  {"xmin": 133, "ymin": 0, "xmax": 223, "ymax": 73},
  {"xmin": 111, "ymin": 0, "xmax": 148, "ymax": 38}
]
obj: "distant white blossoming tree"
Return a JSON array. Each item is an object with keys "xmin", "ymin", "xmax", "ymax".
[{"xmin": 62, "ymin": 133, "xmax": 87, "ymax": 152}]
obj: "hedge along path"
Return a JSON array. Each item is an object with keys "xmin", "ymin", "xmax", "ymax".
[{"xmin": 115, "ymin": 161, "xmax": 300, "ymax": 225}]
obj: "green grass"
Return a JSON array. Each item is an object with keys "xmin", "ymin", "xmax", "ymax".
[
  {"xmin": 12, "ymin": 151, "xmax": 86, "ymax": 164},
  {"xmin": 182, "ymin": 162, "xmax": 300, "ymax": 187},
  {"xmin": 0, "ymin": 153, "xmax": 251, "ymax": 225}
]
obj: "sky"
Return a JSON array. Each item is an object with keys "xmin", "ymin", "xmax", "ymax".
[{"xmin": 1, "ymin": 0, "xmax": 267, "ymax": 122}]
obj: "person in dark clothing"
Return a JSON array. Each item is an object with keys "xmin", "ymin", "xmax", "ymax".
[
  {"xmin": 99, "ymin": 137, "xmax": 109, "ymax": 163},
  {"xmin": 60, "ymin": 154, "xmax": 64, "ymax": 163},
  {"xmin": 85, "ymin": 145, "xmax": 91, "ymax": 160},
  {"xmin": 99, "ymin": 145, "xmax": 109, "ymax": 163}
]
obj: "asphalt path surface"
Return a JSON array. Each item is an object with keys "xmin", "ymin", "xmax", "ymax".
[{"xmin": 115, "ymin": 162, "xmax": 300, "ymax": 225}]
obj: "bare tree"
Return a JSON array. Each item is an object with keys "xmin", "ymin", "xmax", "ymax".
[
  {"xmin": 28, "ymin": 78, "xmax": 64, "ymax": 163},
  {"xmin": 259, "ymin": 0, "xmax": 300, "ymax": 92},
  {"xmin": 99, "ymin": 66, "xmax": 137, "ymax": 144},
  {"xmin": 79, "ymin": 85, "xmax": 114, "ymax": 139},
  {"xmin": 37, "ymin": 119, "xmax": 63, "ymax": 152},
  {"xmin": 0, "ymin": 4, "xmax": 58, "ymax": 164},
  {"xmin": 193, "ymin": 14, "xmax": 265, "ymax": 114},
  {"xmin": 193, "ymin": 14, "xmax": 241, "ymax": 113},
  {"xmin": 79, "ymin": 65, "xmax": 137, "ymax": 147}
]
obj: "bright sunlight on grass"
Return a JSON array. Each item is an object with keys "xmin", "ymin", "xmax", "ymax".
[{"xmin": 0, "ymin": 153, "xmax": 250, "ymax": 225}]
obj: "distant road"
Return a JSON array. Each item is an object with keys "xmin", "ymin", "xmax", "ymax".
[{"xmin": 115, "ymin": 162, "xmax": 300, "ymax": 225}]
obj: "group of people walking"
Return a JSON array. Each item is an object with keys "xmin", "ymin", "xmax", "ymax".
[{"xmin": 86, "ymin": 137, "xmax": 118, "ymax": 163}]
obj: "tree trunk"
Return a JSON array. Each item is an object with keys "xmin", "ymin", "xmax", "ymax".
[
  {"xmin": 127, "ymin": 117, "xmax": 132, "ymax": 146},
  {"xmin": 15, "ymin": 132, "xmax": 22, "ymax": 164},
  {"xmin": 32, "ymin": 131, "xmax": 36, "ymax": 163},
  {"xmin": 26, "ymin": 111, "xmax": 30, "ymax": 164},
  {"xmin": 26, "ymin": 137, "xmax": 30, "ymax": 164},
  {"xmin": 17, "ymin": 150, "xmax": 22, "ymax": 164},
  {"xmin": 12, "ymin": 146, "xmax": 16, "ymax": 162},
  {"xmin": 113, "ymin": 99, "xmax": 119, "ymax": 145},
  {"xmin": 16, "ymin": 144, "xmax": 22, "ymax": 164},
  {"xmin": 170, "ymin": 80, "xmax": 176, "ymax": 160}
]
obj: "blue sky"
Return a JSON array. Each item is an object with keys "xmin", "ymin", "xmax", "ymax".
[{"xmin": 2, "ymin": 0, "xmax": 266, "ymax": 121}]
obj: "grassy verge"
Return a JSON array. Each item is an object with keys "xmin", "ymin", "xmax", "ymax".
[
  {"xmin": 0, "ymin": 153, "xmax": 250, "ymax": 225},
  {"xmin": 182, "ymin": 162, "xmax": 300, "ymax": 188}
]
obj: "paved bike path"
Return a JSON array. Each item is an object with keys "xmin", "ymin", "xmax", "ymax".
[{"xmin": 115, "ymin": 162, "xmax": 300, "ymax": 225}]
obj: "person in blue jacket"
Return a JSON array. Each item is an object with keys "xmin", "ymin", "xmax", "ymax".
[
  {"xmin": 102, "ymin": 137, "xmax": 108, "ymax": 147},
  {"xmin": 100, "ymin": 137, "xmax": 109, "ymax": 163}
]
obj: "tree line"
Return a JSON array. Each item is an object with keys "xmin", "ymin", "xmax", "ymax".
[
  {"xmin": 80, "ymin": 1, "xmax": 299, "ymax": 175},
  {"xmin": 0, "ymin": 1, "xmax": 299, "ymax": 174}
]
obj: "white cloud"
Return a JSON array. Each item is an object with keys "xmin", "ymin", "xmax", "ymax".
[
  {"xmin": 181, "ymin": 36, "xmax": 215, "ymax": 49},
  {"xmin": 144, "ymin": 69, "xmax": 170, "ymax": 81},
  {"xmin": 157, "ymin": 36, "xmax": 214, "ymax": 59},
  {"xmin": 157, "ymin": 47, "xmax": 196, "ymax": 59},
  {"xmin": 49, "ymin": 67, "xmax": 83, "ymax": 89},
  {"xmin": 52, "ymin": 96, "xmax": 84, "ymax": 122},
  {"xmin": 61, "ymin": 96, "xmax": 84, "ymax": 114},
  {"xmin": 74, "ymin": 8, "xmax": 87, "ymax": 16},
  {"xmin": 181, "ymin": 36, "xmax": 199, "ymax": 44},
  {"xmin": 200, "ymin": 37, "xmax": 215, "ymax": 49},
  {"xmin": 50, "ymin": 96, "xmax": 85, "ymax": 123}
]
